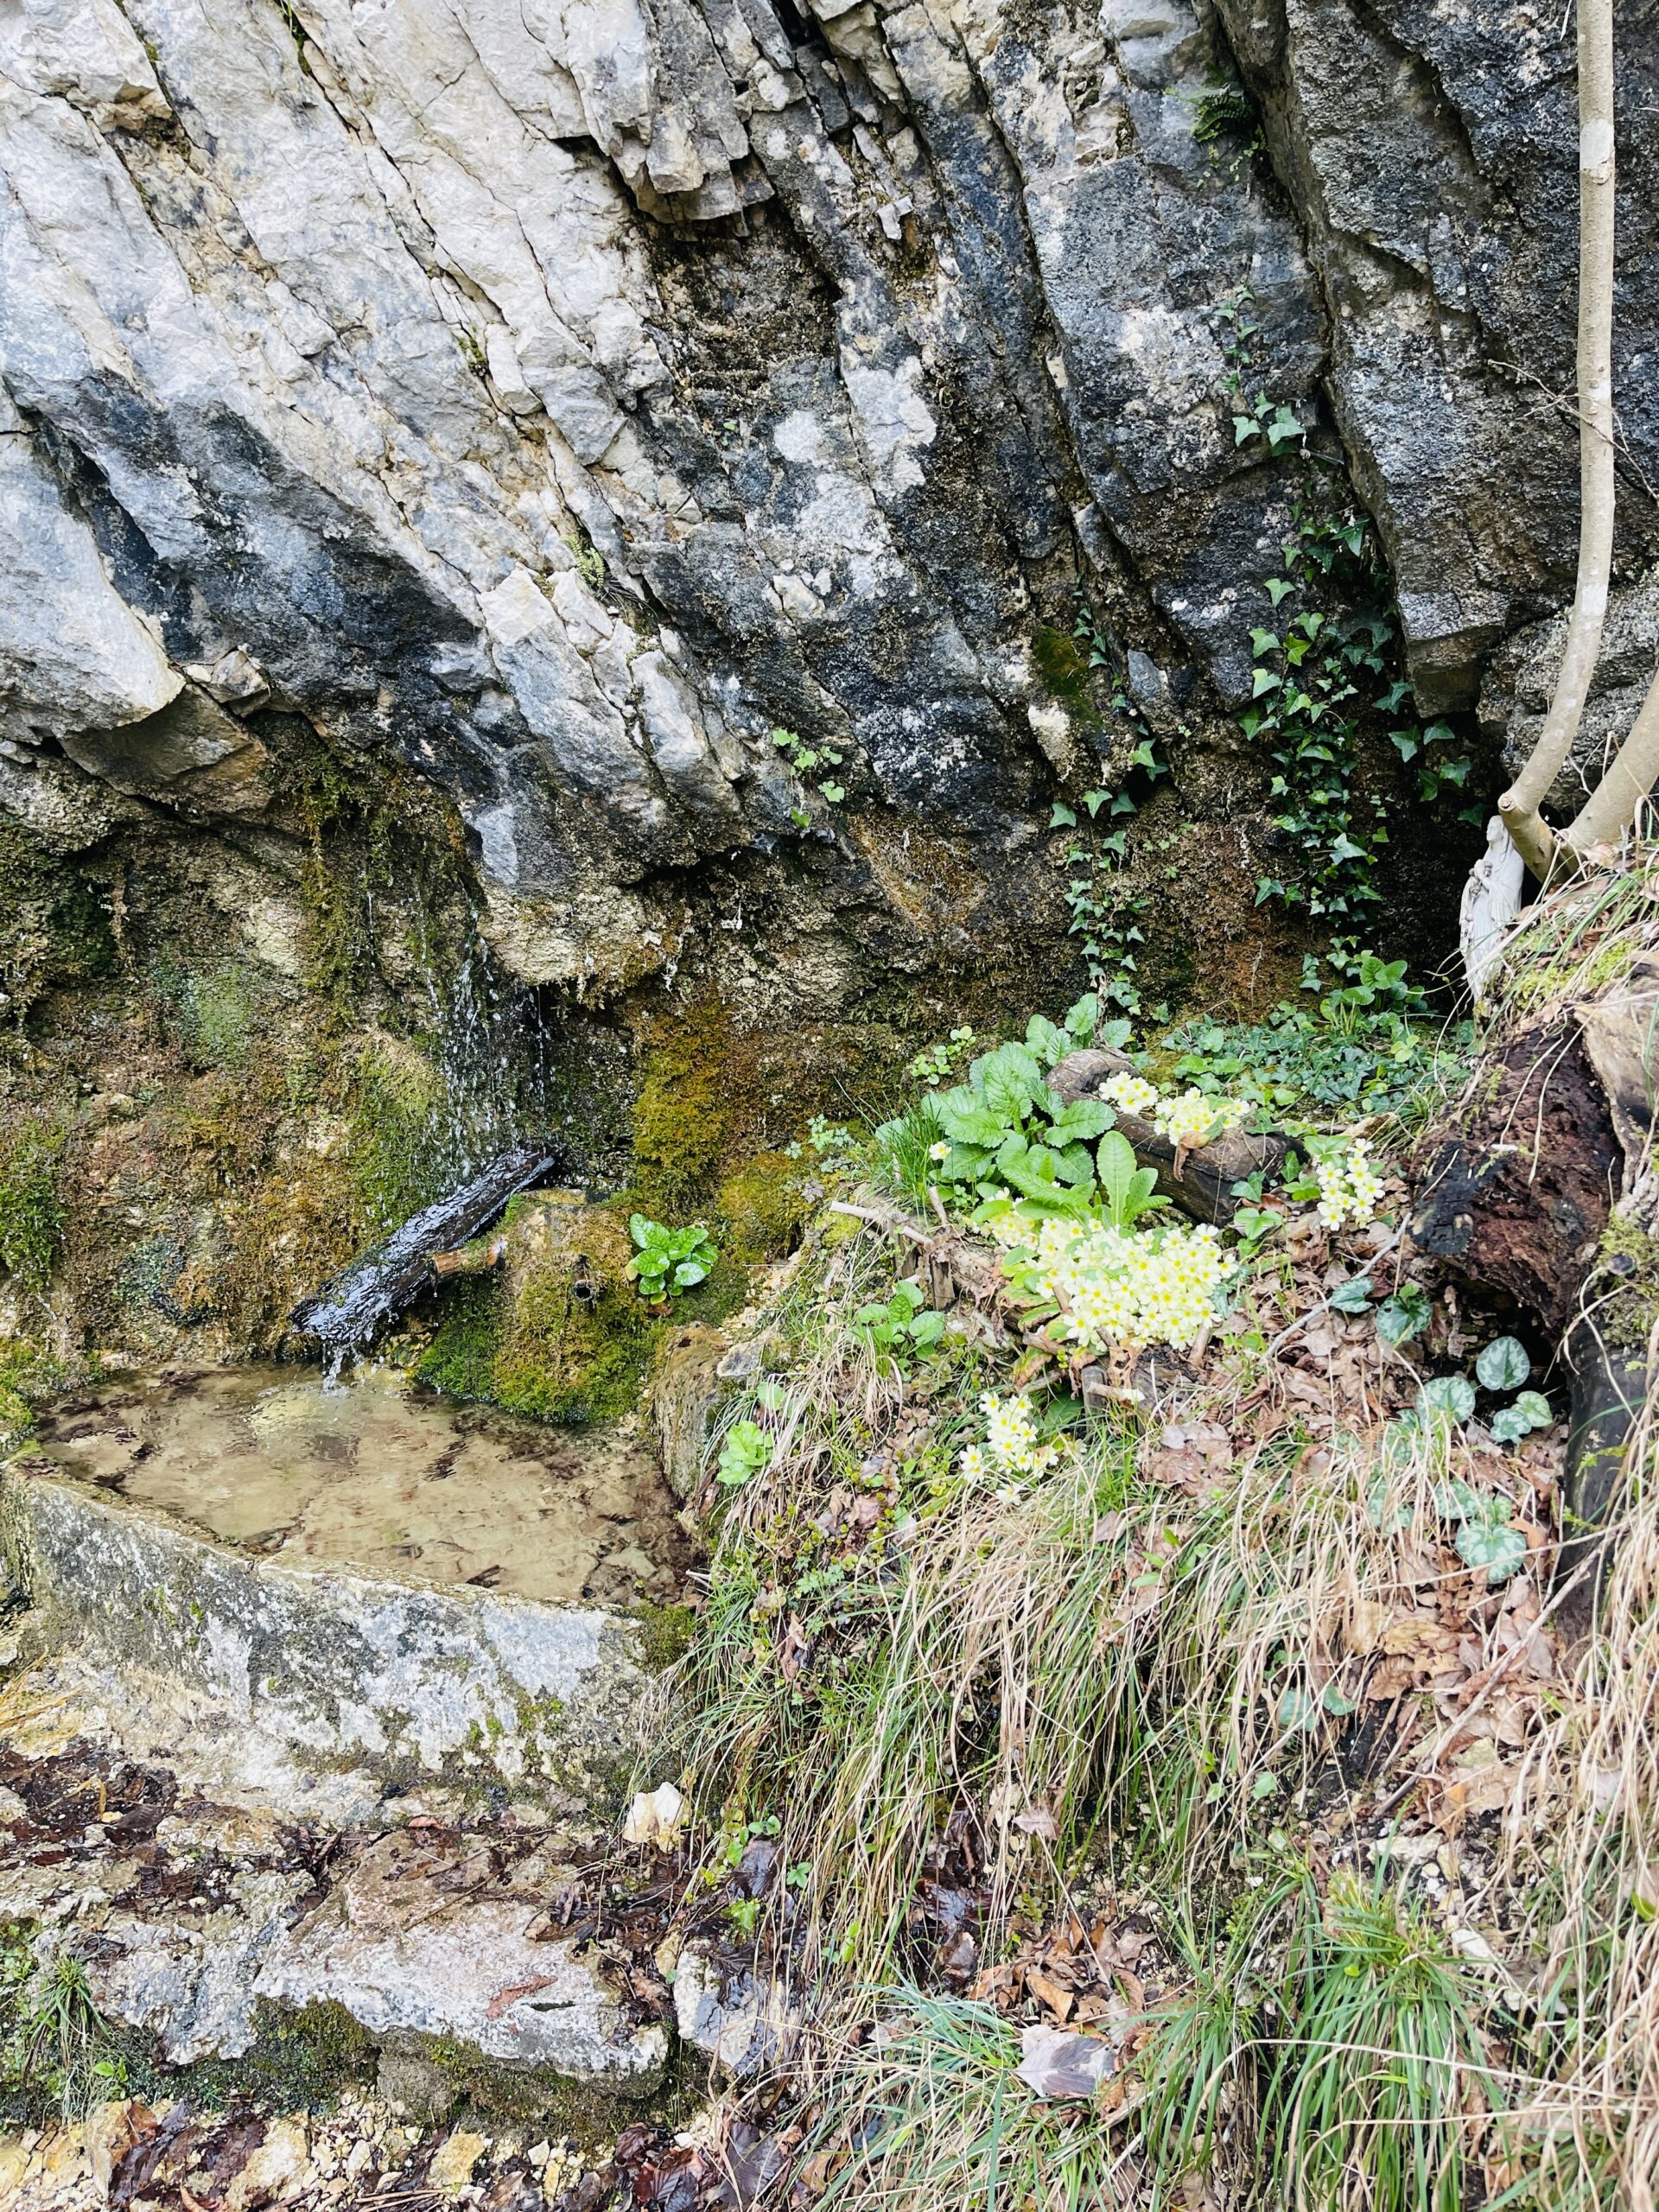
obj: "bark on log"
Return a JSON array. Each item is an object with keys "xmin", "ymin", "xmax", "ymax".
[
  {"xmin": 1048, "ymin": 1048, "xmax": 1290, "ymax": 1224},
  {"xmin": 1408, "ymin": 1023, "xmax": 1619, "ymax": 1332},
  {"xmin": 290, "ymin": 1143, "xmax": 565, "ymax": 1350},
  {"xmin": 1558, "ymin": 1322, "xmax": 1653, "ymax": 1631}
]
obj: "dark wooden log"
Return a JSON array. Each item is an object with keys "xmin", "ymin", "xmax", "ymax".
[
  {"xmin": 1408, "ymin": 1022, "xmax": 1619, "ymax": 1332},
  {"xmin": 1557, "ymin": 1322, "xmax": 1652, "ymax": 1631},
  {"xmin": 289, "ymin": 1143, "xmax": 565, "ymax": 1351},
  {"xmin": 1047, "ymin": 1048, "xmax": 1291, "ymax": 1224}
]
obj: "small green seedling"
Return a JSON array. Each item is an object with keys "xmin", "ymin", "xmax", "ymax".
[
  {"xmin": 1230, "ymin": 1205, "xmax": 1281, "ymax": 1260},
  {"xmin": 629, "ymin": 1216, "xmax": 719, "ymax": 1303},
  {"xmin": 855, "ymin": 1280, "xmax": 946, "ymax": 1367},
  {"xmin": 716, "ymin": 1419, "xmax": 774, "ymax": 1489}
]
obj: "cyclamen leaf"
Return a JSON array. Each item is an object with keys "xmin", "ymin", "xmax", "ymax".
[
  {"xmin": 1420, "ymin": 1376, "xmax": 1476, "ymax": 1422},
  {"xmin": 1456, "ymin": 1517, "xmax": 1528, "ymax": 1585},
  {"xmin": 1475, "ymin": 1336, "xmax": 1530, "ymax": 1391},
  {"xmin": 1276, "ymin": 1687, "xmax": 1317, "ymax": 1732},
  {"xmin": 1329, "ymin": 1276, "xmax": 1374, "ymax": 1313},
  {"xmin": 1513, "ymin": 1389, "xmax": 1552, "ymax": 1427}
]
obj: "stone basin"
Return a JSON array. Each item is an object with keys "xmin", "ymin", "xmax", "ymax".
[{"xmin": 1, "ymin": 1366, "xmax": 691, "ymax": 1815}]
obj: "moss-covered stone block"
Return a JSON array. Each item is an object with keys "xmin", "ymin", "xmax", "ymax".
[{"xmin": 717, "ymin": 1151, "xmax": 808, "ymax": 1262}]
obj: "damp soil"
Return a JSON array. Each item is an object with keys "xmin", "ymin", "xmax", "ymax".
[{"xmin": 20, "ymin": 1366, "xmax": 690, "ymax": 1608}]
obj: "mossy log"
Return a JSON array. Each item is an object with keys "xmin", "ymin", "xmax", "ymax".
[
  {"xmin": 1411, "ymin": 975, "xmax": 1659, "ymax": 1602},
  {"xmin": 1047, "ymin": 1048, "xmax": 1290, "ymax": 1224},
  {"xmin": 290, "ymin": 1143, "xmax": 564, "ymax": 1351},
  {"xmin": 1409, "ymin": 1022, "xmax": 1622, "ymax": 1332}
]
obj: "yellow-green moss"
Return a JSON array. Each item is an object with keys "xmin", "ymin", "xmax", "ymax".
[
  {"xmin": 717, "ymin": 1151, "xmax": 809, "ymax": 1262},
  {"xmin": 632, "ymin": 1599, "xmax": 698, "ymax": 1671},
  {"xmin": 350, "ymin": 1039, "xmax": 449, "ymax": 1232},
  {"xmin": 0, "ymin": 1115, "xmax": 67, "ymax": 1296},
  {"xmin": 1031, "ymin": 624, "xmax": 1100, "ymax": 726},
  {"xmin": 1592, "ymin": 1212, "xmax": 1659, "ymax": 1347},
  {"xmin": 417, "ymin": 2033, "xmax": 696, "ymax": 2135},
  {"xmin": 415, "ymin": 1204, "xmax": 655, "ymax": 1425},
  {"xmin": 630, "ymin": 1004, "xmax": 742, "ymax": 1213}
]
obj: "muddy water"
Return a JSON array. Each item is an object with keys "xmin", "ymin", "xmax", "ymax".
[{"xmin": 21, "ymin": 1366, "xmax": 689, "ymax": 1607}]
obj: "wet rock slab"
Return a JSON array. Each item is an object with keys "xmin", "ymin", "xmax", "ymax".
[{"xmin": 0, "ymin": 1389, "xmax": 694, "ymax": 1822}]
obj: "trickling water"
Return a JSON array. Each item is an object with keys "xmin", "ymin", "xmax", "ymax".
[
  {"xmin": 291, "ymin": 1141, "xmax": 565, "ymax": 1352},
  {"xmin": 20, "ymin": 1365, "xmax": 688, "ymax": 1607}
]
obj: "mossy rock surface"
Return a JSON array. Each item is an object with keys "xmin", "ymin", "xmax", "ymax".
[{"xmin": 417, "ymin": 1193, "xmax": 653, "ymax": 1425}]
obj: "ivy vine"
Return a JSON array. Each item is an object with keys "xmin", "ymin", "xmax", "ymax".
[{"xmin": 1218, "ymin": 288, "xmax": 1479, "ymax": 919}]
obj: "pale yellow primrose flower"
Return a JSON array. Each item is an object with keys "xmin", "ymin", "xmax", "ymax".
[
  {"xmin": 1025, "ymin": 1217, "xmax": 1226, "ymax": 1352},
  {"xmin": 1099, "ymin": 1071, "xmax": 1160, "ymax": 1121},
  {"xmin": 1314, "ymin": 1137, "xmax": 1382, "ymax": 1231},
  {"xmin": 1153, "ymin": 1088, "xmax": 1249, "ymax": 1152}
]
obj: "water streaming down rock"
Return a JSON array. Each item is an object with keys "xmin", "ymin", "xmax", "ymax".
[{"xmin": 290, "ymin": 1141, "xmax": 566, "ymax": 1353}]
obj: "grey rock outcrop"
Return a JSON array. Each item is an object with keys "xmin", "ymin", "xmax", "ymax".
[
  {"xmin": 0, "ymin": 1460, "xmax": 664, "ymax": 1810},
  {"xmin": 3, "ymin": 0, "xmax": 1656, "ymax": 990}
]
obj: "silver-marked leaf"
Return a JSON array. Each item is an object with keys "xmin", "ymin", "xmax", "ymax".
[
  {"xmin": 1276, "ymin": 1686, "xmax": 1317, "ymax": 1733},
  {"xmin": 1420, "ymin": 1376, "xmax": 1476, "ymax": 1423},
  {"xmin": 1476, "ymin": 1336, "xmax": 1530, "ymax": 1392},
  {"xmin": 1456, "ymin": 1516, "xmax": 1528, "ymax": 1585}
]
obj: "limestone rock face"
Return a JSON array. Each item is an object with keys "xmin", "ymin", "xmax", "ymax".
[
  {"xmin": 2, "ymin": 0, "xmax": 1655, "ymax": 988},
  {"xmin": 257, "ymin": 1834, "xmax": 670, "ymax": 2085}
]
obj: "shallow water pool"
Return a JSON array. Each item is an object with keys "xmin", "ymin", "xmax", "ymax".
[{"xmin": 20, "ymin": 1364, "xmax": 689, "ymax": 1608}]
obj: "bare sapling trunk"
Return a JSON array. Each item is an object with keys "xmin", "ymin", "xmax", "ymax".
[
  {"xmin": 1562, "ymin": 659, "xmax": 1659, "ymax": 857},
  {"xmin": 1497, "ymin": 0, "xmax": 1617, "ymax": 880}
]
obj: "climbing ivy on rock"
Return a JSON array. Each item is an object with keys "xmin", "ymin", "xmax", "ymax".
[{"xmin": 1217, "ymin": 289, "xmax": 1478, "ymax": 922}]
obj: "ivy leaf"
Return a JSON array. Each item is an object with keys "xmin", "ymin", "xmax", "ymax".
[
  {"xmin": 1233, "ymin": 415, "xmax": 1259, "ymax": 445},
  {"xmin": 1265, "ymin": 576, "xmax": 1294, "ymax": 605},
  {"xmin": 1250, "ymin": 627, "xmax": 1281, "ymax": 657},
  {"xmin": 1390, "ymin": 729, "xmax": 1421, "ymax": 761},
  {"xmin": 1251, "ymin": 668, "xmax": 1282, "ymax": 697},
  {"xmin": 1475, "ymin": 1336, "xmax": 1530, "ymax": 1392},
  {"xmin": 1081, "ymin": 789, "xmax": 1110, "ymax": 817},
  {"xmin": 1050, "ymin": 800, "xmax": 1077, "ymax": 828}
]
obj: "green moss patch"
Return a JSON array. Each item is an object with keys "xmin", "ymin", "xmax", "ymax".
[{"xmin": 0, "ymin": 1116, "xmax": 67, "ymax": 1296}]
